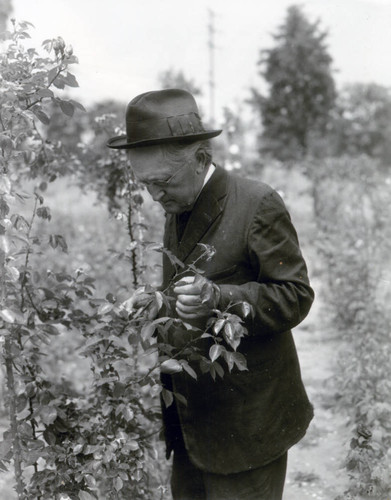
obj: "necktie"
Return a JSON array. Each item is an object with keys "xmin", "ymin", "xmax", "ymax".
[{"xmin": 176, "ymin": 211, "xmax": 191, "ymax": 242}]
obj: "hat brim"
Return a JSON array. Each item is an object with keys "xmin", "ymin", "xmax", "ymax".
[{"xmin": 107, "ymin": 130, "xmax": 222, "ymax": 149}]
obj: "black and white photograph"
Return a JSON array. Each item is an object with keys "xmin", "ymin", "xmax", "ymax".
[{"xmin": 1, "ymin": 0, "xmax": 390, "ymax": 498}]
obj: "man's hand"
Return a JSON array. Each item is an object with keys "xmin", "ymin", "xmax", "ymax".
[
  {"xmin": 120, "ymin": 286, "xmax": 161, "ymax": 321},
  {"xmin": 173, "ymin": 275, "xmax": 220, "ymax": 321}
]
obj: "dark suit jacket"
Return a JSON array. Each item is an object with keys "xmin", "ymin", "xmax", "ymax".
[{"xmin": 160, "ymin": 166, "xmax": 314, "ymax": 474}]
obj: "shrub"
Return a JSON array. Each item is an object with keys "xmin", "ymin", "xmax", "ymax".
[{"xmin": 307, "ymin": 155, "xmax": 391, "ymax": 499}]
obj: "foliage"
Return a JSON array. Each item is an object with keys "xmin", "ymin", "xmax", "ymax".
[
  {"xmin": 0, "ymin": 0, "xmax": 12, "ymax": 32},
  {"xmin": 327, "ymin": 83, "xmax": 391, "ymax": 165},
  {"xmin": 307, "ymin": 155, "xmax": 391, "ymax": 499},
  {"xmin": 251, "ymin": 4, "xmax": 336, "ymax": 159},
  {"xmin": 157, "ymin": 69, "xmax": 201, "ymax": 96},
  {"xmin": 0, "ymin": 21, "xmax": 250, "ymax": 499}
]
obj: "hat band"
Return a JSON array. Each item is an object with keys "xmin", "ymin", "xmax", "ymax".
[{"xmin": 126, "ymin": 112, "xmax": 205, "ymax": 142}]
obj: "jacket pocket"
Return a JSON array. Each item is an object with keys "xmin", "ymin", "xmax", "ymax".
[{"xmin": 206, "ymin": 265, "xmax": 237, "ymax": 282}]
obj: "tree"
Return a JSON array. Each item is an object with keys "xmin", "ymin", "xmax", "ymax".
[
  {"xmin": 251, "ymin": 5, "xmax": 336, "ymax": 159},
  {"xmin": 158, "ymin": 68, "xmax": 201, "ymax": 96},
  {"xmin": 328, "ymin": 83, "xmax": 391, "ymax": 165},
  {"xmin": 0, "ymin": 0, "xmax": 12, "ymax": 32}
]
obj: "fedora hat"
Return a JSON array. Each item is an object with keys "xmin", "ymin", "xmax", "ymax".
[{"xmin": 107, "ymin": 89, "xmax": 222, "ymax": 149}]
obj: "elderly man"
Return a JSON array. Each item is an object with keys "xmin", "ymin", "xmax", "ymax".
[{"xmin": 107, "ymin": 89, "xmax": 314, "ymax": 500}]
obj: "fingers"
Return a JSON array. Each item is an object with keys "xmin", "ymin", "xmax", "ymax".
[
  {"xmin": 173, "ymin": 277, "xmax": 199, "ymax": 296},
  {"xmin": 173, "ymin": 275, "xmax": 216, "ymax": 320},
  {"xmin": 176, "ymin": 301, "xmax": 204, "ymax": 315},
  {"xmin": 175, "ymin": 294, "xmax": 209, "ymax": 320},
  {"xmin": 175, "ymin": 305, "xmax": 202, "ymax": 320},
  {"xmin": 173, "ymin": 284, "xmax": 198, "ymax": 295},
  {"xmin": 176, "ymin": 294, "xmax": 200, "ymax": 306}
]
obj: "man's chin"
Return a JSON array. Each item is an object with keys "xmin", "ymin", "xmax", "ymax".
[{"xmin": 160, "ymin": 201, "xmax": 185, "ymax": 214}]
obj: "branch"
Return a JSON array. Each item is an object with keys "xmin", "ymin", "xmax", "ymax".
[
  {"xmin": 0, "ymin": 111, "xmax": 6, "ymax": 132},
  {"xmin": 4, "ymin": 337, "xmax": 27, "ymax": 499},
  {"xmin": 20, "ymin": 195, "xmax": 38, "ymax": 312}
]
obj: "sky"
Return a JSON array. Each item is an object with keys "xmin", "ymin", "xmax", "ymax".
[{"xmin": 10, "ymin": 0, "xmax": 391, "ymax": 123}]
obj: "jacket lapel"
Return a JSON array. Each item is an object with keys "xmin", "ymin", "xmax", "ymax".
[
  {"xmin": 163, "ymin": 167, "xmax": 228, "ymax": 286},
  {"xmin": 163, "ymin": 167, "xmax": 229, "ymax": 284}
]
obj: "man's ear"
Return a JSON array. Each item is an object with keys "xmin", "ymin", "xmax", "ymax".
[{"xmin": 195, "ymin": 151, "xmax": 207, "ymax": 174}]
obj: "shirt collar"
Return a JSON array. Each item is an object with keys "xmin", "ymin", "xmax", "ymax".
[{"xmin": 202, "ymin": 163, "xmax": 216, "ymax": 189}]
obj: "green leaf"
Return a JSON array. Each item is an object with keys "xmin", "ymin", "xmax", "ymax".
[
  {"xmin": 37, "ymin": 88, "xmax": 54, "ymax": 98},
  {"xmin": 47, "ymin": 67, "xmax": 58, "ymax": 83},
  {"xmin": 240, "ymin": 301, "xmax": 253, "ymax": 318},
  {"xmin": 127, "ymin": 440, "xmax": 139, "ymax": 451},
  {"xmin": 36, "ymin": 206, "xmax": 51, "ymax": 220},
  {"xmin": 59, "ymin": 99, "xmax": 75, "ymax": 117},
  {"xmin": 0, "ymin": 439, "xmax": 12, "ymax": 460},
  {"xmin": 231, "ymin": 352, "xmax": 248, "ymax": 371},
  {"xmin": 209, "ymin": 364, "xmax": 216, "ymax": 380},
  {"xmin": 79, "ymin": 491, "xmax": 96, "ymax": 500},
  {"xmin": 11, "ymin": 214, "xmax": 30, "ymax": 231},
  {"xmin": 96, "ymin": 376, "xmax": 118, "ymax": 387},
  {"xmin": 180, "ymin": 360, "xmax": 197, "ymax": 380},
  {"xmin": 223, "ymin": 350, "xmax": 235, "ymax": 372},
  {"xmin": 213, "ymin": 318, "xmax": 226, "ymax": 335},
  {"xmin": 174, "ymin": 392, "xmax": 188, "ymax": 406},
  {"xmin": 5, "ymin": 265, "xmax": 20, "ymax": 282},
  {"xmin": 62, "ymin": 72, "xmax": 79, "ymax": 87},
  {"xmin": 213, "ymin": 361, "xmax": 225, "ymax": 379},
  {"xmin": 123, "ymin": 407, "xmax": 135, "ymax": 422},
  {"xmin": 161, "ymin": 247, "xmax": 185, "ymax": 268},
  {"xmin": 0, "ymin": 137, "xmax": 13, "ymax": 158},
  {"xmin": 223, "ymin": 322, "xmax": 245, "ymax": 351},
  {"xmin": 32, "ymin": 106, "xmax": 50, "ymax": 125},
  {"xmin": 0, "ymin": 308, "xmax": 16, "ymax": 323},
  {"xmin": 73, "ymin": 444, "xmax": 84, "ymax": 454},
  {"xmin": 160, "ymin": 359, "xmax": 183, "ymax": 374},
  {"xmin": 0, "ymin": 461, "xmax": 9, "ymax": 472},
  {"xmin": 162, "ymin": 388, "xmax": 174, "ymax": 408},
  {"xmin": 48, "ymin": 234, "xmax": 68, "ymax": 252},
  {"xmin": 40, "ymin": 406, "xmax": 58, "ymax": 425},
  {"xmin": 41, "ymin": 324, "xmax": 60, "ymax": 336},
  {"xmin": 69, "ymin": 99, "xmax": 86, "ymax": 112},
  {"xmin": 113, "ymin": 477, "xmax": 123, "ymax": 491},
  {"xmin": 223, "ymin": 322, "xmax": 234, "ymax": 342},
  {"xmin": 209, "ymin": 344, "xmax": 223, "ymax": 362},
  {"xmin": 98, "ymin": 303, "xmax": 113, "ymax": 315},
  {"xmin": 141, "ymin": 322, "xmax": 156, "ymax": 339}
]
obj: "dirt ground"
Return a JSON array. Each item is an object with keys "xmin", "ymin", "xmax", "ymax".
[{"xmin": 283, "ymin": 277, "xmax": 350, "ymax": 500}]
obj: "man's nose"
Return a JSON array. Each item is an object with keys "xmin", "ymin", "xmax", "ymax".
[{"xmin": 147, "ymin": 184, "xmax": 165, "ymax": 202}]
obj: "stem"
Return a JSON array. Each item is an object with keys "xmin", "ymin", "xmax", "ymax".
[
  {"xmin": 0, "ymin": 112, "xmax": 6, "ymax": 132},
  {"xmin": 25, "ymin": 64, "xmax": 65, "ymax": 111},
  {"xmin": 4, "ymin": 337, "xmax": 26, "ymax": 500},
  {"xmin": 126, "ymin": 183, "xmax": 142, "ymax": 377},
  {"xmin": 127, "ymin": 202, "xmax": 139, "ymax": 289},
  {"xmin": 28, "ymin": 397, "xmax": 40, "ymax": 475},
  {"xmin": 21, "ymin": 195, "xmax": 38, "ymax": 312}
]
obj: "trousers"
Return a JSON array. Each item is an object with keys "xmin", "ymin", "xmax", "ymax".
[{"xmin": 170, "ymin": 443, "xmax": 287, "ymax": 500}]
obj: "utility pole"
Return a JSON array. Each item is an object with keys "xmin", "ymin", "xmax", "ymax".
[{"xmin": 207, "ymin": 8, "xmax": 216, "ymax": 126}]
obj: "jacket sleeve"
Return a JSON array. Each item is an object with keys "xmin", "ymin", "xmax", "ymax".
[{"xmin": 217, "ymin": 190, "xmax": 314, "ymax": 335}]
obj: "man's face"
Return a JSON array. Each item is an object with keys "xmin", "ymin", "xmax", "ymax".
[{"xmin": 127, "ymin": 144, "xmax": 203, "ymax": 214}]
